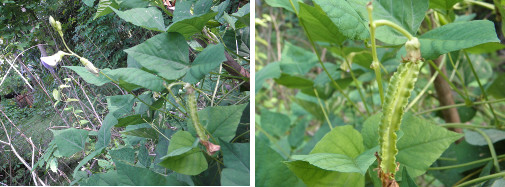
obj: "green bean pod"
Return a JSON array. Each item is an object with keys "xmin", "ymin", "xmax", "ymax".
[
  {"xmin": 186, "ymin": 85, "xmax": 208, "ymax": 142},
  {"xmin": 379, "ymin": 60, "xmax": 422, "ymax": 174}
]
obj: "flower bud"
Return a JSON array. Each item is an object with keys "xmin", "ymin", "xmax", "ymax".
[
  {"xmin": 56, "ymin": 21, "xmax": 62, "ymax": 31},
  {"xmin": 49, "ymin": 16, "xmax": 56, "ymax": 29},
  {"xmin": 405, "ymin": 37, "xmax": 421, "ymax": 62},
  {"xmin": 80, "ymin": 57, "xmax": 99, "ymax": 75}
]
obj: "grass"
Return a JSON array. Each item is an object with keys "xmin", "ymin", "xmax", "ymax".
[{"xmin": 1, "ymin": 101, "xmax": 64, "ymax": 185}]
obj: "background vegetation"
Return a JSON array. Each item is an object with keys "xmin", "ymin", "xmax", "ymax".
[
  {"xmin": 256, "ymin": 0, "xmax": 505, "ymax": 186},
  {"xmin": 1, "ymin": 0, "xmax": 250, "ymax": 185}
]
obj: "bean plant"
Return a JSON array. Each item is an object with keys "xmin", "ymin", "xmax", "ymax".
[
  {"xmin": 29, "ymin": 0, "xmax": 250, "ymax": 186},
  {"xmin": 256, "ymin": 0, "xmax": 505, "ymax": 186}
]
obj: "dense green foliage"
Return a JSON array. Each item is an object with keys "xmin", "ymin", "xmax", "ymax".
[
  {"xmin": 1, "ymin": 0, "xmax": 250, "ymax": 186},
  {"xmin": 256, "ymin": 0, "xmax": 505, "ymax": 186}
]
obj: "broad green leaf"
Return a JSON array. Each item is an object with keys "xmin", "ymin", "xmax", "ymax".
[
  {"xmin": 153, "ymin": 129, "xmax": 175, "ymax": 172},
  {"xmin": 64, "ymin": 66, "xmax": 111, "ymax": 86},
  {"xmin": 173, "ymin": 0, "xmax": 193, "ymax": 22},
  {"xmin": 51, "ymin": 128, "xmax": 89, "ymax": 157},
  {"xmin": 138, "ymin": 145, "xmax": 150, "ymax": 167},
  {"xmin": 313, "ymin": 0, "xmax": 428, "ymax": 44},
  {"xmin": 464, "ymin": 129, "xmax": 505, "ymax": 146},
  {"xmin": 124, "ymin": 32, "xmax": 189, "ymax": 80},
  {"xmin": 194, "ymin": 0, "xmax": 213, "ymax": 15},
  {"xmin": 166, "ymin": 12, "xmax": 218, "ymax": 38},
  {"xmin": 292, "ymin": 97, "xmax": 325, "ymax": 121},
  {"xmin": 298, "ymin": 3, "xmax": 346, "ymax": 44},
  {"xmin": 465, "ymin": 42, "xmax": 505, "ymax": 54},
  {"xmin": 134, "ymin": 91, "xmax": 153, "ymax": 115},
  {"xmin": 290, "ymin": 148, "xmax": 376, "ymax": 175},
  {"xmin": 288, "ymin": 117, "xmax": 309, "ymax": 148},
  {"xmin": 183, "ymin": 44, "xmax": 226, "ymax": 83},
  {"xmin": 159, "ymin": 131, "xmax": 207, "ymax": 175},
  {"xmin": 285, "ymin": 160, "xmax": 364, "ymax": 187},
  {"xmin": 311, "ymin": 125, "xmax": 364, "ymax": 157},
  {"xmin": 111, "ymin": 7, "xmax": 165, "ymax": 32},
  {"xmin": 274, "ymin": 73, "xmax": 313, "ymax": 89},
  {"xmin": 373, "ymin": 0, "xmax": 429, "ymax": 45},
  {"xmin": 94, "ymin": 0, "xmax": 119, "ymax": 20},
  {"xmin": 107, "ymin": 94, "xmax": 134, "ymax": 117},
  {"xmin": 213, "ymin": 0, "xmax": 230, "ymax": 19},
  {"xmin": 279, "ymin": 42, "xmax": 318, "ymax": 75},
  {"xmin": 418, "ymin": 20, "xmax": 500, "ymax": 60},
  {"xmin": 83, "ymin": 0, "xmax": 95, "ymax": 7},
  {"xmin": 313, "ymin": 0, "xmax": 369, "ymax": 40},
  {"xmin": 106, "ymin": 68, "xmax": 165, "ymax": 92},
  {"xmin": 400, "ymin": 166, "xmax": 418, "ymax": 187},
  {"xmin": 259, "ymin": 109, "xmax": 291, "ymax": 138},
  {"xmin": 286, "ymin": 125, "xmax": 367, "ymax": 186},
  {"xmin": 188, "ymin": 104, "xmax": 248, "ymax": 142},
  {"xmin": 231, "ymin": 3, "xmax": 249, "ymax": 26},
  {"xmin": 96, "ymin": 114, "xmax": 118, "ymax": 149},
  {"xmin": 110, "ymin": 147, "xmax": 136, "ymax": 164},
  {"xmin": 115, "ymin": 160, "xmax": 188, "ymax": 185},
  {"xmin": 430, "ymin": 0, "xmax": 463, "ymax": 10},
  {"xmin": 116, "ymin": 114, "xmax": 151, "ymax": 127},
  {"xmin": 265, "ymin": 0, "xmax": 302, "ymax": 13},
  {"xmin": 220, "ymin": 142, "xmax": 250, "ymax": 186},
  {"xmin": 116, "ymin": 0, "xmax": 149, "ymax": 9},
  {"xmin": 78, "ymin": 170, "xmax": 135, "ymax": 186},
  {"xmin": 487, "ymin": 73, "xmax": 505, "ymax": 99},
  {"xmin": 126, "ymin": 54, "xmax": 142, "ymax": 68},
  {"xmin": 256, "ymin": 140, "xmax": 304, "ymax": 187},
  {"xmin": 255, "ymin": 62, "xmax": 281, "ymax": 93},
  {"xmin": 222, "ymin": 13, "xmax": 239, "ymax": 30},
  {"xmin": 490, "ymin": 178, "xmax": 505, "ymax": 187},
  {"xmin": 121, "ymin": 126, "xmax": 158, "ymax": 139},
  {"xmin": 361, "ymin": 112, "xmax": 463, "ymax": 177}
]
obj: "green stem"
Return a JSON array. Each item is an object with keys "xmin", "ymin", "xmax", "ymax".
[
  {"xmin": 455, "ymin": 172, "xmax": 505, "ymax": 187},
  {"xmin": 416, "ymin": 98, "xmax": 505, "ymax": 115},
  {"xmin": 464, "ymin": 51, "xmax": 501, "ymax": 128},
  {"xmin": 448, "ymin": 53, "xmax": 471, "ymax": 102},
  {"xmin": 215, "ymin": 81, "xmax": 246, "ymax": 105},
  {"xmin": 473, "ymin": 128, "xmax": 501, "ymax": 172},
  {"xmin": 314, "ymin": 88, "xmax": 333, "ymax": 130},
  {"xmin": 367, "ymin": 4, "xmax": 385, "ymax": 106},
  {"xmin": 208, "ymin": 72, "xmax": 248, "ymax": 80},
  {"xmin": 143, "ymin": 118, "xmax": 170, "ymax": 141},
  {"xmin": 463, "ymin": 0, "xmax": 495, "ymax": 10},
  {"xmin": 373, "ymin": 20, "xmax": 414, "ymax": 40},
  {"xmin": 428, "ymin": 154, "xmax": 505, "ymax": 171},
  {"xmin": 343, "ymin": 51, "xmax": 371, "ymax": 115},
  {"xmin": 440, "ymin": 123, "xmax": 502, "ymax": 129}
]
